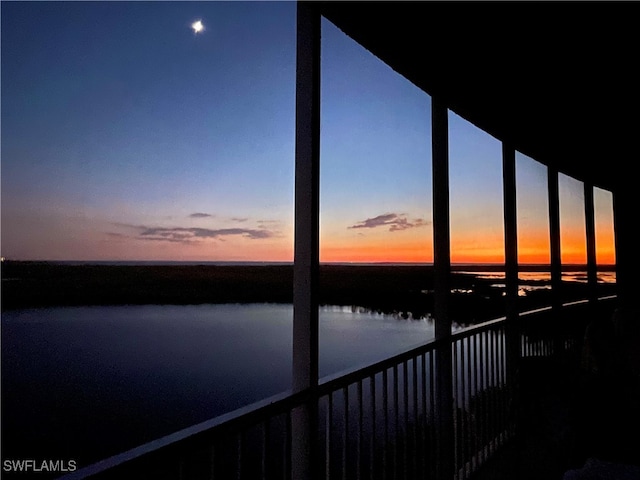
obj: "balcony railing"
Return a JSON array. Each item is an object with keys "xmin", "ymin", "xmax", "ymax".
[{"xmin": 59, "ymin": 295, "xmax": 616, "ymax": 480}]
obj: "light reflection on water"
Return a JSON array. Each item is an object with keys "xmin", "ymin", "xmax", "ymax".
[{"xmin": 459, "ymin": 269, "xmax": 616, "ymax": 294}]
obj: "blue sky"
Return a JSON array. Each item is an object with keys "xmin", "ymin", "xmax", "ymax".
[
  {"xmin": 3, "ymin": 1, "xmax": 298, "ymax": 260},
  {"xmin": 1, "ymin": 1, "xmax": 614, "ymax": 263}
]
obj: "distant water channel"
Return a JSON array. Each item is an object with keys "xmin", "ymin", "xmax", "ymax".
[{"xmin": 2, "ymin": 303, "xmax": 437, "ymax": 469}]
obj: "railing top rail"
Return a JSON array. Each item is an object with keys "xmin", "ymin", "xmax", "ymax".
[
  {"xmin": 317, "ymin": 336, "xmax": 444, "ymax": 394},
  {"xmin": 518, "ymin": 305, "xmax": 553, "ymax": 317},
  {"xmin": 451, "ymin": 315, "xmax": 507, "ymax": 340}
]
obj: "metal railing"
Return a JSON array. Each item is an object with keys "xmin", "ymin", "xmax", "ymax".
[
  {"xmin": 59, "ymin": 296, "xmax": 616, "ymax": 480},
  {"xmin": 452, "ymin": 319, "xmax": 511, "ymax": 480}
]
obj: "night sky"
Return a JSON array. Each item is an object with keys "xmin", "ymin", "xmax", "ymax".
[{"xmin": 1, "ymin": 1, "xmax": 615, "ymax": 264}]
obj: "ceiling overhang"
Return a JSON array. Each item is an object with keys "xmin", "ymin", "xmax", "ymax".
[{"xmin": 317, "ymin": 2, "xmax": 637, "ymax": 193}]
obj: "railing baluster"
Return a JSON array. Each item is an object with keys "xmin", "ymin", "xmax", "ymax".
[
  {"xmin": 491, "ymin": 330, "xmax": 497, "ymax": 455},
  {"xmin": 237, "ymin": 432, "xmax": 242, "ymax": 480},
  {"xmin": 370, "ymin": 374, "xmax": 376, "ymax": 480},
  {"xmin": 262, "ymin": 420, "xmax": 269, "ymax": 480},
  {"xmin": 484, "ymin": 330, "xmax": 490, "ymax": 461},
  {"xmin": 383, "ymin": 368, "xmax": 389, "ymax": 480},
  {"xmin": 495, "ymin": 330, "xmax": 501, "ymax": 447},
  {"xmin": 412, "ymin": 356, "xmax": 418, "ymax": 480},
  {"xmin": 479, "ymin": 332, "xmax": 489, "ymax": 463},
  {"xmin": 501, "ymin": 329, "xmax": 505, "ymax": 441},
  {"xmin": 326, "ymin": 393, "xmax": 333, "ymax": 480},
  {"xmin": 464, "ymin": 338, "xmax": 469, "ymax": 479},
  {"xmin": 501, "ymin": 326, "xmax": 507, "ymax": 443},
  {"xmin": 498, "ymin": 327, "xmax": 504, "ymax": 445},
  {"xmin": 393, "ymin": 364, "xmax": 399, "ymax": 480},
  {"xmin": 466, "ymin": 333, "xmax": 474, "ymax": 474},
  {"xmin": 285, "ymin": 412, "xmax": 292, "ymax": 480},
  {"xmin": 490, "ymin": 330, "xmax": 496, "ymax": 455},
  {"xmin": 494, "ymin": 330, "xmax": 499, "ymax": 447},
  {"xmin": 178, "ymin": 454, "xmax": 185, "ymax": 480},
  {"xmin": 358, "ymin": 380, "xmax": 363, "ymax": 480},
  {"xmin": 461, "ymin": 337, "xmax": 467, "ymax": 478},
  {"xmin": 403, "ymin": 360, "xmax": 409, "ymax": 480},
  {"xmin": 494, "ymin": 330, "xmax": 499, "ymax": 451},
  {"xmin": 479, "ymin": 331, "xmax": 484, "ymax": 462},
  {"xmin": 343, "ymin": 386, "xmax": 349, "ymax": 480},
  {"xmin": 421, "ymin": 353, "xmax": 427, "ymax": 478},
  {"xmin": 453, "ymin": 339, "xmax": 459, "ymax": 475},
  {"xmin": 460, "ymin": 339, "xmax": 465, "ymax": 480},
  {"xmin": 429, "ymin": 351, "xmax": 436, "ymax": 480},
  {"xmin": 493, "ymin": 329, "xmax": 502, "ymax": 449},
  {"xmin": 210, "ymin": 444, "xmax": 216, "ymax": 480},
  {"xmin": 473, "ymin": 333, "xmax": 479, "ymax": 466},
  {"xmin": 473, "ymin": 333, "xmax": 482, "ymax": 467}
]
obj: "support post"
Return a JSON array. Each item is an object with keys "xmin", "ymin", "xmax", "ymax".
[
  {"xmin": 612, "ymin": 184, "xmax": 639, "ymax": 311},
  {"xmin": 584, "ymin": 183, "xmax": 598, "ymax": 305},
  {"xmin": 548, "ymin": 168, "xmax": 563, "ymax": 355},
  {"xmin": 548, "ymin": 168, "xmax": 562, "ymax": 309},
  {"xmin": 502, "ymin": 143, "xmax": 520, "ymax": 437},
  {"xmin": 503, "ymin": 144, "xmax": 519, "ymax": 324},
  {"xmin": 292, "ymin": 3, "xmax": 320, "ymax": 479},
  {"xmin": 432, "ymin": 97, "xmax": 454, "ymax": 480}
]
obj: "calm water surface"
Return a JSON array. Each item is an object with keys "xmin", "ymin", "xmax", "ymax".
[{"xmin": 2, "ymin": 303, "xmax": 435, "ymax": 467}]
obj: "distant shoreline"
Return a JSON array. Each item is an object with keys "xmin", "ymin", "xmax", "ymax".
[
  {"xmin": 0, "ymin": 259, "xmax": 616, "ymax": 270},
  {"xmin": 1, "ymin": 261, "xmax": 614, "ymax": 319}
]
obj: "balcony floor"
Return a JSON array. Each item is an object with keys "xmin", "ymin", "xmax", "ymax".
[{"xmin": 470, "ymin": 355, "xmax": 640, "ymax": 480}]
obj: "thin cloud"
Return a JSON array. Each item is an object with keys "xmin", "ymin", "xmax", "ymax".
[
  {"xmin": 110, "ymin": 219, "xmax": 282, "ymax": 244},
  {"xmin": 108, "ymin": 223, "xmax": 276, "ymax": 244},
  {"xmin": 189, "ymin": 213, "xmax": 213, "ymax": 218},
  {"xmin": 348, "ymin": 213, "xmax": 430, "ymax": 232},
  {"xmin": 139, "ymin": 226, "xmax": 275, "ymax": 242}
]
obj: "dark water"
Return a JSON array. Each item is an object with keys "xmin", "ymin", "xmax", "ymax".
[{"xmin": 1, "ymin": 303, "xmax": 434, "ymax": 468}]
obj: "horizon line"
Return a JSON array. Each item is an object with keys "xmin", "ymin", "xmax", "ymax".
[{"xmin": 1, "ymin": 258, "xmax": 617, "ymax": 269}]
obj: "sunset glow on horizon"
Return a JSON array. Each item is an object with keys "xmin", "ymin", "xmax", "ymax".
[{"xmin": 1, "ymin": 2, "xmax": 616, "ymax": 266}]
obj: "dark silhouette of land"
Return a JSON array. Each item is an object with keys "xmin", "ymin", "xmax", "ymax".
[{"xmin": 0, "ymin": 261, "xmax": 615, "ymax": 324}]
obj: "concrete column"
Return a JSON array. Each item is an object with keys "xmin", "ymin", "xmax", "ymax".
[
  {"xmin": 584, "ymin": 183, "xmax": 598, "ymax": 304},
  {"xmin": 548, "ymin": 168, "xmax": 562, "ymax": 310},
  {"xmin": 292, "ymin": 3, "xmax": 320, "ymax": 479},
  {"xmin": 503, "ymin": 144, "xmax": 519, "ymax": 322},
  {"xmin": 548, "ymin": 168, "xmax": 563, "ymax": 357},
  {"xmin": 432, "ymin": 97, "xmax": 454, "ymax": 480},
  {"xmin": 612, "ymin": 184, "xmax": 639, "ymax": 311},
  {"xmin": 502, "ymin": 144, "xmax": 520, "ymax": 428}
]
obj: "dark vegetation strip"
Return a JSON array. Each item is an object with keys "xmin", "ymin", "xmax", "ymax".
[
  {"xmin": 1, "ymin": 262, "xmax": 460, "ymax": 313},
  {"xmin": 1, "ymin": 262, "xmax": 609, "ymax": 323}
]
